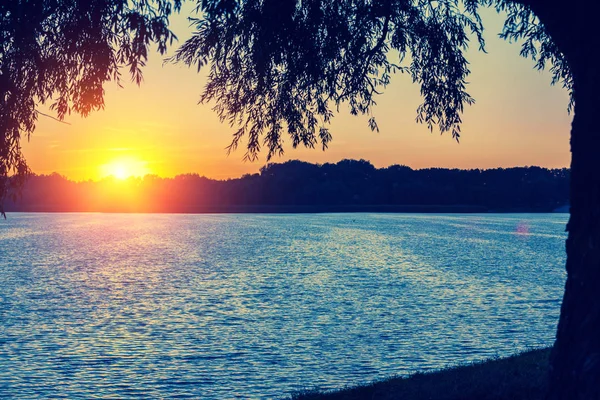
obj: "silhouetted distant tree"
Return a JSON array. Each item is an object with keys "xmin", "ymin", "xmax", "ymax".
[
  {"xmin": 7, "ymin": 162, "xmax": 569, "ymax": 212},
  {"xmin": 0, "ymin": 0, "xmax": 181, "ymax": 215},
  {"xmin": 172, "ymin": 1, "xmax": 597, "ymax": 397}
]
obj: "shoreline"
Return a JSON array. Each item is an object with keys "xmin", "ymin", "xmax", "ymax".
[{"xmin": 4, "ymin": 204, "xmax": 569, "ymax": 214}]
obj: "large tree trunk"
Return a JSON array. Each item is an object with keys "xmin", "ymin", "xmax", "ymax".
[
  {"xmin": 547, "ymin": 35, "xmax": 600, "ymax": 400},
  {"xmin": 522, "ymin": 1, "xmax": 600, "ymax": 397}
]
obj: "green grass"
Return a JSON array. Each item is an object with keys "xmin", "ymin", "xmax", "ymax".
[{"xmin": 289, "ymin": 347, "xmax": 551, "ymax": 400}]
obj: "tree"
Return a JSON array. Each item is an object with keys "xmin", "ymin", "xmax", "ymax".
[
  {"xmin": 170, "ymin": 1, "xmax": 597, "ymax": 398},
  {"xmin": 0, "ymin": 0, "xmax": 182, "ymax": 216}
]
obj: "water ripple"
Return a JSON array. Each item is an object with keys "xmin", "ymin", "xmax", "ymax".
[{"xmin": 0, "ymin": 213, "xmax": 567, "ymax": 398}]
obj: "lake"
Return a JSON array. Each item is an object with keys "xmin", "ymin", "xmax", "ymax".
[{"xmin": 0, "ymin": 213, "xmax": 567, "ymax": 398}]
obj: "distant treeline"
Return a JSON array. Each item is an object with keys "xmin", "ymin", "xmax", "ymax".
[{"xmin": 6, "ymin": 160, "xmax": 570, "ymax": 213}]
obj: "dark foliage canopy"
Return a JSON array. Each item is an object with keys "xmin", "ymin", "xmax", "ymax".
[{"xmin": 171, "ymin": 0, "xmax": 572, "ymax": 161}]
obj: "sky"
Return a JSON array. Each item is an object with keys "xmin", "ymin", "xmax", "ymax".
[{"xmin": 24, "ymin": 4, "xmax": 572, "ymax": 181}]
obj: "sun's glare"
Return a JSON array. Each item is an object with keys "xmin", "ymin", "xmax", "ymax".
[{"xmin": 100, "ymin": 157, "xmax": 150, "ymax": 180}]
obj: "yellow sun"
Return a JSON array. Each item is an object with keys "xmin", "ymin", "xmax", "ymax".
[
  {"xmin": 100, "ymin": 157, "xmax": 150, "ymax": 180},
  {"xmin": 111, "ymin": 165, "xmax": 129, "ymax": 180}
]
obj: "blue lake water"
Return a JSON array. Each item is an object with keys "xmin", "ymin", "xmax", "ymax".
[{"xmin": 0, "ymin": 213, "xmax": 567, "ymax": 398}]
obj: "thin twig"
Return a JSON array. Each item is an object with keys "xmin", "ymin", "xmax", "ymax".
[{"xmin": 35, "ymin": 110, "xmax": 71, "ymax": 125}]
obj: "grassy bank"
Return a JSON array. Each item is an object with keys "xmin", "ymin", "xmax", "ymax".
[{"xmin": 290, "ymin": 347, "xmax": 551, "ymax": 400}]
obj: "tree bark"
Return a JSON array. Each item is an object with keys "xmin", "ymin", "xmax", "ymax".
[
  {"xmin": 547, "ymin": 34, "xmax": 600, "ymax": 400},
  {"xmin": 519, "ymin": 1, "xmax": 600, "ymax": 397}
]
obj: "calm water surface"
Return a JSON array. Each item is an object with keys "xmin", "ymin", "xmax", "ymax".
[{"xmin": 0, "ymin": 213, "xmax": 567, "ymax": 398}]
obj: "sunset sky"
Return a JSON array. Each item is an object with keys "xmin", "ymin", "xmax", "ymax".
[{"xmin": 25, "ymin": 5, "xmax": 572, "ymax": 181}]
